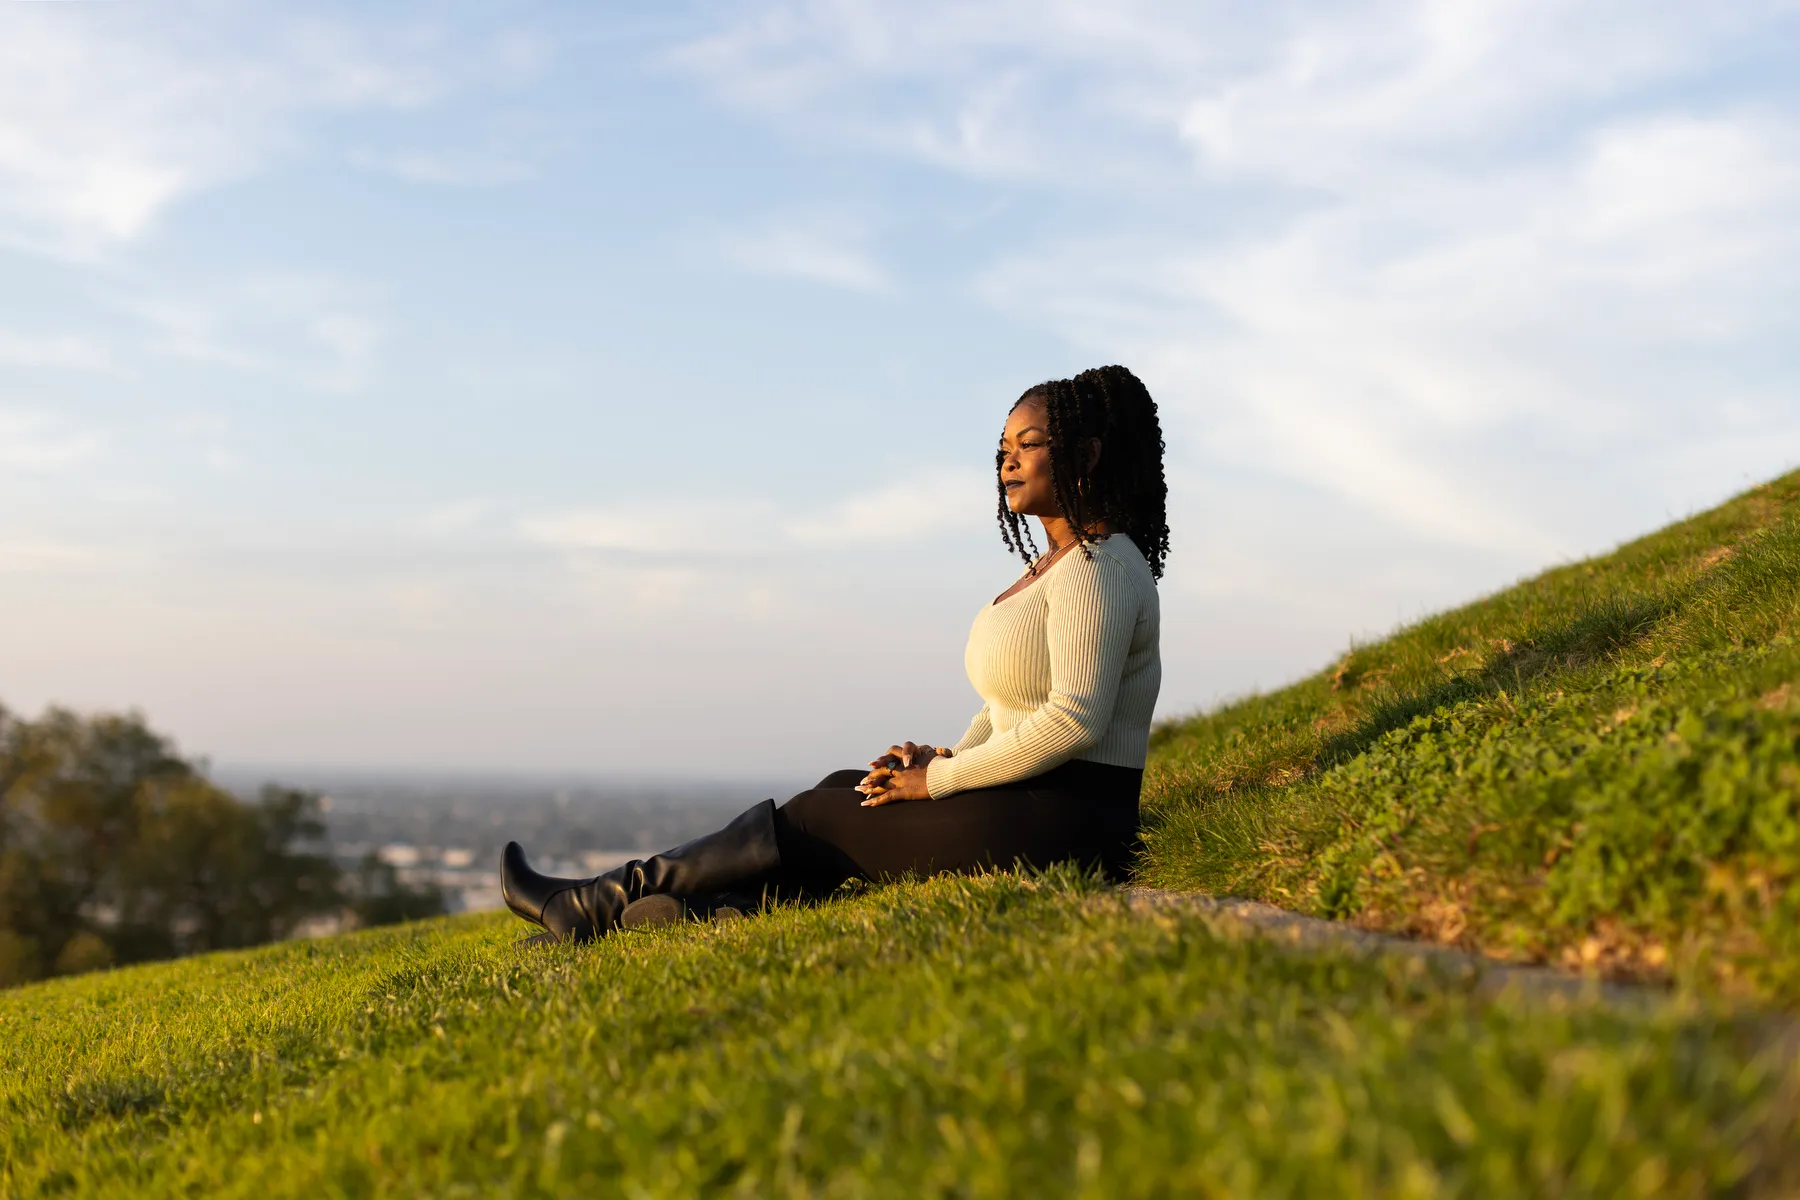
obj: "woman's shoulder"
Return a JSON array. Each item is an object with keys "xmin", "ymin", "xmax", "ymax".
[
  {"xmin": 1050, "ymin": 534, "xmax": 1156, "ymax": 596},
  {"xmin": 1093, "ymin": 533, "xmax": 1148, "ymax": 567}
]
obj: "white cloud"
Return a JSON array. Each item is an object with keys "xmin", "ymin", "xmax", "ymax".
[
  {"xmin": 0, "ymin": 330, "xmax": 120, "ymax": 374},
  {"xmin": 522, "ymin": 470, "xmax": 991, "ymax": 562},
  {"xmin": 671, "ymin": 0, "xmax": 1230, "ymax": 181},
  {"xmin": 510, "ymin": 472, "xmax": 999, "ymax": 632},
  {"xmin": 979, "ymin": 107, "xmax": 1800, "ymax": 552},
  {"xmin": 309, "ymin": 312, "xmax": 383, "ymax": 392},
  {"xmin": 129, "ymin": 296, "xmax": 265, "ymax": 370},
  {"xmin": 784, "ymin": 470, "xmax": 990, "ymax": 543},
  {"xmin": 168, "ymin": 413, "xmax": 249, "ymax": 476},
  {"xmin": 689, "ymin": 0, "xmax": 1800, "ymax": 561},
  {"xmin": 678, "ymin": 2, "xmax": 1791, "ymax": 181},
  {"xmin": 723, "ymin": 218, "xmax": 891, "ymax": 292},
  {"xmin": 8, "ymin": 1, "xmax": 1800, "ymax": 770},
  {"xmin": 519, "ymin": 505, "xmax": 755, "ymax": 556},
  {"xmin": 124, "ymin": 273, "xmax": 386, "ymax": 391},
  {"xmin": 353, "ymin": 148, "xmax": 537, "ymax": 187},
  {"xmin": 0, "ymin": 7, "xmax": 541, "ymax": 257},
  {"xmin": 0, "ymin": 410, "xmax": 102, "ymax": 472},
  {"xmin": 516, "ymin": 505, "xmax": 779, "ymax": 621},
  {"xmin": 349, "ymin": 107, "xmax": 559, "ymax": 187}
]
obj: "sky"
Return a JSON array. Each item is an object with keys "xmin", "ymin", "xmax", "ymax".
[{"xmin": 2, "ymin": 0, "xmax": 1798, "ymax": 781}]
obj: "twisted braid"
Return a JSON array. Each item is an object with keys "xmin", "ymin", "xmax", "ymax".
[
  {"xmin": 997, "ymin": 365, "xmax": 1170, "ymax": 581},
  {"xmin": 995, "ymin": 447, "xmax": 1039, "ymax": 563}
]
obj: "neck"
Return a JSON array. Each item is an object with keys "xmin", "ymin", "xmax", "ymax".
[{"xmin": 1038, "ymin": 515, "xmax": 1110, "ymax": 553}]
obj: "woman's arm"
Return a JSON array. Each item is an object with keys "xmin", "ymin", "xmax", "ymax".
[
  {"xmin": 923, "ymin": 552, "xmax": 1137, "ymax": 799},
  {"xmin": 857, "ymin": 704, "xmax": 991, "ymax": 801},
  {"xmin": 951, "ymin": 705, "xmax": 993, "ymax": 754},
  {"xmin": 867, "ymin": 708, "xmax": 987, "ymax": 772}
]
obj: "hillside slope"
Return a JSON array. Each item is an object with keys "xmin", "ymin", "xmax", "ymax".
[
  {"xmin": 4, "ymin": 875, "xmax": 1797, "ymax": 1197},
  {"xmin": 1142, "ymin": 470, "xmax": 1800, "ymax": 1002}
]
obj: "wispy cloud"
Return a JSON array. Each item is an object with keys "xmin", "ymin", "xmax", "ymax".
[
  {"xmin": 349, "ymin": 106, "xmax": 561, "ymax": 187},
  {"xmin": 124, "ymin": 273, "xmax": 385, "ymax": 390},
  {"xmin": 353, "ymin": 148, "xmax": 537, "ymax": 187},
  {"xmin": 722, "ymin": 217, "xmax": 891, "ymax": 292},
  {"xmin": 169, "ymin": 414, "xmax": 249, "ymax": 476},
  {"xmin": 522, "ymin": 469, "xmax": 990, "ymax": 561},
  {"xmin": 671, "ymin": 0, "xmax": 1217, "ymax": 182},
  {"xmin": 784, "ymin": 470, "xmax": 989, "ymax": 543},
  {"xmin": 0, "ymin": 410, "xmax": 103, "ymax": 472},
  {"xmin": 308, "ymin": 311, "xmax": 383, "ymax": 393},
  {"xmin": 129, "ymin": 296, "xmax": 265, "ymax": 370},
  {"xmin": 689, "ymin": 0, "xmax": 1800, "ymax": 558},
  {"xmin": 519, "ymin": 504, "xmax": 763, "ymax": 557},
  {"xmin": 0, "ymin": 7, "xmax": 543, "ymax": 257},
  {"xmin": 0, "ymin": 330, "xmax": 120, "ymax": 374},
  {"xmin": 8, "ymin": 2, "xmax": 1799, "ymax": 773}
]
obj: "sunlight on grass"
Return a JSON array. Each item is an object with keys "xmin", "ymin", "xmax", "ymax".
[
  {"xmin": 4, "ymin": 872, "xmax": 1796, "ymax": 1196},
  {"xmin": 1142, "ymin": 471, "xmax": 1800, "ymax": 1002}
]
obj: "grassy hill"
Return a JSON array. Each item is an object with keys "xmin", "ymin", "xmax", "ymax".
[
  {"xmin": 1141, "ymin": 469, "xmax": 1800, "ymax": 1004},
  {"xmin": 5, "ymin": 875, "xmax": 1797, "ymax": 1196},
  {"xmin": 5, "ymin": 473, "xmax": 1800, "ymax": 1196}
]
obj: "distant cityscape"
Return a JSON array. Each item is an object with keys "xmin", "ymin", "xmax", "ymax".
[{"xmin": 214, "ymin": 768, "xmax": 804, "ymax": 916}]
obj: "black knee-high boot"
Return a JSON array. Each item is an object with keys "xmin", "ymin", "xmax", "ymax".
[{"xmin": 500, "ymin": 800, "xmax": 780, "ymax": 942}]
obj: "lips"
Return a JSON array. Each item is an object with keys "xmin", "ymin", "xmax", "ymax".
[{"xmin": 1004, "ymin": 480, "xmax": 1024, "ymax": 490}]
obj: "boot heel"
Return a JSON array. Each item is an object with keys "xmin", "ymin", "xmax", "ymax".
[{"xmin": 620, "ymin": 894, "xmax": 686, "ymax": 930}]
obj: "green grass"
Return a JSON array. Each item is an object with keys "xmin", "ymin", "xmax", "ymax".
[
  {"xmin": 7, "ymin": 472, "xmax": 1800, "ymax": 1195},
  {"xmin": 3, "ymin": 872, "xmax": 1797, "ymax": 1197},
  {"xmin": 1141, "ymin": 470, "xmax": 1800, "ymax": 1003}
]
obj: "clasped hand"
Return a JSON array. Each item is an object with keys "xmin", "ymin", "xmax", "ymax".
[{"xmin": 856, "ymin": 741, "xmax": 952, "ymax": 807}]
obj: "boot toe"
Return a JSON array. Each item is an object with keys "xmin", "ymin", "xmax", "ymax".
[{"xmin": 501, "ymin": 842, "xmax": 582, "ymax": 927}]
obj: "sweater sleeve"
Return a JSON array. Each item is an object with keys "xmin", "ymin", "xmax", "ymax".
[
  {"xmin": 925, "ymin": 550, "xmax": 1136, "ymax": 798},
  {"xmin": 949, "ymin": 705, "xmax": 993, "ymax": 755}
]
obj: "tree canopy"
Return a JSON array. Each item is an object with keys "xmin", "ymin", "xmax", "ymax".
[{"xmin": 0, "ymin": 705, "xmax": 438, "ymax": 988}]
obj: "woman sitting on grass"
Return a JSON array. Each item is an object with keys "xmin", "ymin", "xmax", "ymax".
[{"xmin": 502, "ymin": 364, "xmax": 1168, "ymax": 942}]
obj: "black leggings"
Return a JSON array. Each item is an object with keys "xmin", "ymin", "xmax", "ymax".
[{"xmin": 769, "ymin": 758, "xmax": 1142, "ymax": 895}]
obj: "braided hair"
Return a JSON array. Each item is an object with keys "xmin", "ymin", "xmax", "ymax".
[{"xmin": 995, "ymin": 364, "xmax": 1170, "ymax": 581}]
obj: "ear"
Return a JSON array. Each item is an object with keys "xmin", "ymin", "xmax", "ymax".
[{"xmin": 1084, "ymin": 437, "xmax": 1102, "ymax": 473}]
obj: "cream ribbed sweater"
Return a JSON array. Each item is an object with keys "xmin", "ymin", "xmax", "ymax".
[{"xmin": 924, "ymin": 534, "xmax": 1161, "ymax": 799}]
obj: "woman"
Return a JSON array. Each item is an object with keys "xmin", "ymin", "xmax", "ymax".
[{"xmin": 502, "ymin": 364, "xmax": 1167, "ymax": 943}]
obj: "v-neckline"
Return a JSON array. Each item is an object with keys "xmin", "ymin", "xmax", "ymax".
[{"xmin": 990, "ymin": 542, "xmax": 1078, "ymax": 607}]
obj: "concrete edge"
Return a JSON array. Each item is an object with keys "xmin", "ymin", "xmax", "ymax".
[{"xmin": 1118, "ymin": 887, "xmax": 1778, "ymax": 1028}]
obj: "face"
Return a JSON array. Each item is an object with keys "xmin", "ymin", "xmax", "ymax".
[{"xmin": 999, "ymin": 398, "xmax": 1057, "ymax": 517}]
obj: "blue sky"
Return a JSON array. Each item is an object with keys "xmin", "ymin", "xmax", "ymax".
[{"xmin": 3, "ymin": 1, "xmax": 1798, "ymax": 779}]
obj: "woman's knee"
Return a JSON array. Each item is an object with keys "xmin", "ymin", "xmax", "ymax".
[
  {"xmin": 778, "ymin": 786, "xmax": 856, "ymax": 834},
  {"xmin": 813, "ymin": 768, "xmax": 867, "ymax": 790}
]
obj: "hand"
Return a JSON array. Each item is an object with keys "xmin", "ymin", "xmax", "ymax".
[
  {"xmin": 857, "ymin": 763, "xmax": 933, "ymax": 806},
  {"xmin": 867, "ymin": 741, "xmax": 952, "ymax": 772}
]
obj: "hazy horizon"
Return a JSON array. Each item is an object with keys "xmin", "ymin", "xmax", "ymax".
[{"xmin": 208, "ymin": 760, "xmax": 807, "ymax": 796}]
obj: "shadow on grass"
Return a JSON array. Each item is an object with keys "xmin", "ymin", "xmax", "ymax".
[
  {"xmin": 55, "ymin": 1074, "xmax": 169, "ymax": 1129},
  {"xmin": 1319, "ymin": 593, "xmax": 1677, "ymax": 768}
]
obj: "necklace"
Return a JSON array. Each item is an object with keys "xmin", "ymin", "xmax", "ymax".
[{"xmin": 1029, "ymin": 539, "xmax": 1077, "ymax": 575}]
